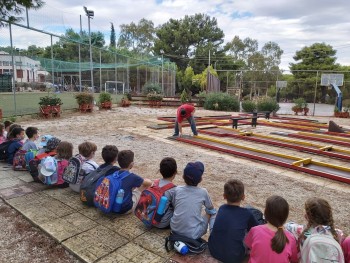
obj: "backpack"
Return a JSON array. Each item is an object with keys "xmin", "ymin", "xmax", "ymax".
[
  {"xmin": 63, "ymin": 155, "xmax": 97, "ymax": 184},
  {"xmin": 28, "ymin": 152, "xmax": 56, "ymax": 180},
  {"xmin": 80, "ymin": 164, "xmax": 113, "ymax": 206},
  {"xmin": 24, "ymin": 150, "xmax": 38, "ymax": 171},
  {"xmin": 93, "ymin": 170, "xmax": 131, "ymax": 213},
  {"xmin": 134, "ymin": 179, "xmax": 175, "ymax": 228},
  {"xmin": 0, "ymin": 140, "xmax": 13, "ymax": 160},
  {"xmin": 38, "ymin": 156, "xmax": 59, "ymax": 185},
  {"xmin": 301, "ymin": 227, "xmax": 345, "ymax": 263},
  {"xmin": 13, "ymin": 149, "xmax": 28, "ymax": 171},
  {"xmin": 165, "ymin": 232, "xmax": 207, "ymax": 254}
]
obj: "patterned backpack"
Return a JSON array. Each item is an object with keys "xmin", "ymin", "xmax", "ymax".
[
  {"xmin": 38, "ymin": 156, "xmax": 59, "ymax": 185},
  {"xmin": 301, "ymin": 226, "xmax": 345, "ymax": 263},
  {"xmin": 134, "ymin": 179, "xmax": 175, "ymax": 228},
  {"xmin": 28, "ymin": 152, "xmax": 56, "ymax": 180},
  {"xmin": 63, "ymin": 155, "xmax": 97, "ymax": 184},
  {"xmin": 93, "ymin": 170, "xmax": 131, "ymax": 213},
  {"xmin": 13, "ymin": 150, "xmax": 28, "ymax": 171}
]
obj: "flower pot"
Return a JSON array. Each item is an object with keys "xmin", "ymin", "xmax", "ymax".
[
  {"xmin": 334, "ymin": 112, "xmax": 349, "ymax": 118},
  {"xmin": 51, "ymin": 105, "xmax": 61, "ymax": 117},
  {"xmin": 120, "ymin": 99, "xmax": 131, "ymax": 107},
  {"xmin": 40, "ymin": 105, "xmax": 52, "ymax": 118},
  {"xmin": 100, "ymin": 101, "xmax": 112, "ymax": 110},
  {"xmin": 148, "ymin": 100, "xmax": 162, "ymax": 108},
  {"xmin": 79, "ymin": 103, "xmax": 93, "ymax": 113},
  {"xmin": 303, "ymin": 107, "xmax": 309, "ymax": 116}
]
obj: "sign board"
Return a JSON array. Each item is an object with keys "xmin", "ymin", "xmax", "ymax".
[
  {"xmin": 276, "ymin": 81, "xmax": 287, "ymax": 88},
  {"xmin": 320, "ymin": 74, "xmax": 344, "ymax": 86}
]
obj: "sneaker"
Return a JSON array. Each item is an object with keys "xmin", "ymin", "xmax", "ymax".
[{"xmin": 172, "ymin": 134, "xmax": 179, "ymax": 137}]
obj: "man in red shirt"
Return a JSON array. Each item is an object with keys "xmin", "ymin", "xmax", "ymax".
[{"xmin": 173, "ymin": 104, "xmax": 198, "ymax": 137}]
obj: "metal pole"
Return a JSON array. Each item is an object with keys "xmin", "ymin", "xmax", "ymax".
[
  {"xmin": 79, "ymin": 15, "xmax": 82, "ymax": 92},
  {"xmin": 312, "ymin": 71, "xmax": 319, "ymax": 116},
  {"xmin": 99, "ymin": 50, "xmax": 102, "ymax": 90},
  {"xmin": 88, "ymin": 16, "xmax": 94, "ymax": 92},
  {"xmin": 51, "ymin": 34, "xmax": 54, "ymax": 95},
  {"xmin": 26, "ymin": 7, "xmax": 29, "ymax": 28},
  {"xmin": 9, "ymin": 23, "xmax": 17, "ymax": 116},
  {"xmin": 161, "ymin": 54, "xmax": 164, "ymax": 94}
]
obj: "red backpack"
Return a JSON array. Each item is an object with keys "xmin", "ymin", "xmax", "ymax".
[{"xmin": 134, "ymin": 179, "xmax": 175, "ymax": 228}]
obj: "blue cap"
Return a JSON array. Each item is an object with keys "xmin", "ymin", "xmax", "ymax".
[{"xmin": 39, "ymin": 135, "xmax": 53, "ymax": 147}]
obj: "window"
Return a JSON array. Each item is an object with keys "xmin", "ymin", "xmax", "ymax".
[{"xmin": 3, "ymin": 61, "xmax": 10, "ymax": 66}]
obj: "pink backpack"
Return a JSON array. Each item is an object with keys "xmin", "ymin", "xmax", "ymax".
[{"xmin": 301, "ymin": 227, "xmax": 345, "ymax": 263}]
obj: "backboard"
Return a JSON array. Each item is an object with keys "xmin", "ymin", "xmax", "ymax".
[
  {"xmin": 276, "ymin": 81, "xmax": 287, "ymax": 89},
  {"xmin": 320, "ymin": 74, "xmax": 344, "ymax": 86}
]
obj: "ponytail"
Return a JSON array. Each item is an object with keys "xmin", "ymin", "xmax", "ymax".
[{"xmin": 271, "ymin": 227, "xmax": 289, "ymax": 253}]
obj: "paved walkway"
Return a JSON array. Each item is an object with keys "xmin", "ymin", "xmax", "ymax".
[{"xmin": 0, "ymin": 163, "xmax": 219, "ymax": 263}]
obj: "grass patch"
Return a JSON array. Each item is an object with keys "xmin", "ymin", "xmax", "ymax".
[{"xmin": 0, "ymin": 92, "xmax": 122, "ymax": 117}]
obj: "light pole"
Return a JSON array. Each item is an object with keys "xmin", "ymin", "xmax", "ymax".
[
  {"xmin": 84, "ymin": 6, "xmax": 94, "ymax": 92},
  {"xmin": 15, "ymin": 48, "xmax": 22, "ymax": 83},
  {"xmin": 160, "ymin": 49, "xmax": 164, "ymax": 94}
]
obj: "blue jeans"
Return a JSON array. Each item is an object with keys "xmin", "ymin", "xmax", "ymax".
[{"xmin": 173, "ymin": 116, "xmax": 198, "ymax": 136}]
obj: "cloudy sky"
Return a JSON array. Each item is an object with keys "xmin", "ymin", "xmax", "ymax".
[{"xmin": 1, "ymin": 0, "xmax": 350, "ymax": 70}]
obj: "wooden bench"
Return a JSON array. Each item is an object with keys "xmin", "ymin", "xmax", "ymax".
[
  {"xmin": 232, "ymin": 116, "xmax": 258, "ymax": 129},
  {"xmin": 251, "ymin": 111, "xmax": 271, "ymax": 119}
]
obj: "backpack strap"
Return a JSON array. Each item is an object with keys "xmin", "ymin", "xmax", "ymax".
[
  {"xmin": 85, "ymin": 161, "xmax": 98, "ymax": 169},
  {"xmin": 113, "ymin": 170, "xmax": 131, "ymax": 180},
  {"xmin": 158, "ymin": 181, "xmax": 176, "ymax": 195}
]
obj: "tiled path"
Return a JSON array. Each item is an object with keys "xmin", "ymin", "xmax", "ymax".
[{"xmin": 0, "ymin": 163, "xmax": 219, "ymax": 263}]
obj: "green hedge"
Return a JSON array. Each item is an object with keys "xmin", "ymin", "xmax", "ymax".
[
  {"xmin": 241, "ymin": 100, "xmax": 257, "ymax": 112},
  {"xmin": 256, "ymin": 97, "xmax": 280, "ymax": 112},
  {"xmin": 204, "ymin": 92, "xmax": 239, "ymax": 111}
]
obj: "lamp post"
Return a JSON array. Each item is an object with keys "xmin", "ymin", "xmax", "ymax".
[
  {"xmin": 160, "ymin": 49, "xmax": 164, "ymax": 94},
  {"xmin": 15, "ymin": 48, "xmax": 22, "ymax": 83},
  {"xmin": 84, "ymin": 6, "xmax": 94, "ymax": 92}
]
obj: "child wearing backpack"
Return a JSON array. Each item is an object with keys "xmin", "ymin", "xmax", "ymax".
[
  {"xmin": 69, "ymin": 141, "xmax": 99, "ymax": 192},
  {"xmin": 135, "ymin": 157, "xmax": 177, "ymax": 229},
  {"xmin": 6, "ymin": 127, "xmax": 25, "ymax": 165},
  {"xmin": 208, "ymin": 179, "xmax": 259, "ymax": 263},
  {"xmin": 22, "ymin": 127, "xmax": 39, "ymax": 151},
  {"xmin": 168, "ymin": 161, "xmax": 216, "ymax": 240},
  {"xmin": 285, "ymin": 197, "xmax": 346, "ymax": 263},
  {"xmin": 80, "ymin": 145, "xmax": 120, "ymax": 206},
  {"xmin": 94, "ymin": 150, "xmax": 152, "ymax": 214},
  {"xmin": 244, "ymin": 195, "xmax": 298, "ymax": 263}
]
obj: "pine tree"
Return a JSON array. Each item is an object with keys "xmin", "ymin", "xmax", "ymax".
[{"xmin": 110, "ymin": 22, "xmax": 116, "ymax": 49}]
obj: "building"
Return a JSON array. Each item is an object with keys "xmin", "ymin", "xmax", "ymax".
[{"xmin": 0, "ymin": 51, "xmax": 46, "ymax": 83}]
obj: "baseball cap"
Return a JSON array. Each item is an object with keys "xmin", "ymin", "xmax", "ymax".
[
  {"xmin": 184, "ymin": 161, "xmax": 204, "ymax": 185},
  {"xmin": 46, "ymin": 137, "xmax": 61, "ymax": 151},
  {"xmin": 40, "ymin": 157, "xmax": 57, "ymax": 177},
  {"xmin": 39, "ymin": 135, "xmax": 53, "ymax": 147}
]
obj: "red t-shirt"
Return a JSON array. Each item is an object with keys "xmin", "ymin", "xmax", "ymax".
[{"xmin": 177, "ymin": 104, "xmax": 195, "ymax": 123}]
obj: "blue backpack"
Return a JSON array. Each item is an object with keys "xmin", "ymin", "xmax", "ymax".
[{"xmin": 93, "ymin": 170, "xmax": 131, "ymax": 213}]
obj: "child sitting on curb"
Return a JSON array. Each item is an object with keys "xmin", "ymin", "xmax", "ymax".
[
  {"xmin": 209, "ymin": 179, "xmax": 259, "ymax": 263},
  {"xmin": 69, "ymin": 141, "xmax": 99, "ymax": 192},
  {"xmin": 22, "ymin": 127, "xmax": 39, "ymax": 151},
  {"xmin": 169, "ymin": 161, "xmax": 216, "ymax": 240}
]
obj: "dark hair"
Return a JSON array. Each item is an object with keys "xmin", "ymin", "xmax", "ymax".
[
  {"xmin": 56, "ymin": 141, "xmax": 73, "ymax": 160},
  {"xmin": 224, "ymin": 179, "xmax": 245, "ymax": 203},
  {"xmin": 7, "ymin": 124, "xmax": 21, "ymax": 139},
  {"xmin": 101, "ymin": 145, "xmax": 119, "ymax": 164},
  {"xmin": 8, "ymin": 127, "xmax": 24, "ymax": 139},
  {"xmin": 160, "ymin": 157, "xmax": 177, "ymax": 179},
  {"xmin": 117, "ymin": 150, "xmax": 134, "ymax": 169},
  {"xmin": 4, "ymin": 120, "xmax": 12, "ymax": 129},
  {"xmin": 302, "ymin": 197, "xmax": 338, "ymax": 242},
  {"xmin": 78, "ymin": 141, "xmax": 97, "ymax": 158},
  {"xmin": 25, "ymin": 127, "xmax": 39, "ymax": 139},
  {"xmin": 0, "ymin": 123, "xmax": 4, "ymax": 136},
  {"xmin": 180, "ymin": 108, "xmax": 186, "ymax": 116},
  {"xmin": 264, "ymin": 195, "xmax": 289, "ymax": 254}
]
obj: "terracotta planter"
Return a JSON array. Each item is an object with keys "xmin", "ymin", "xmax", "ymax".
[
  {"xmin": 292, "ymin": 106, "xmax": 303, "ymax": 115},
  {"xmin": 303, "ymin": 107, "xmax": 309, "ymax": 116},
  {"xmin": 334, "ymin": 112, "xmax": 349, "ymax": 118},
  {"xmin": 120, "ymin": 99, "xmax": 131, "ymax": 107},
  {"xmin": 100, "ymin": 101, "xmax": 112, "ymax": 110},
  {"xmin": 148, "ymin": 100, "xmax": 162, "ymax": 108},
  {"xmin": 79, "ymin": 103, "xmax": 93, "ymax": 113},
  {"xmin": 39, "ymin": 105, "xmax": 52, "ymax": 118},
  {"xmin": 51, "ymin": 105, "xmax": 61, "ymax": 117}
]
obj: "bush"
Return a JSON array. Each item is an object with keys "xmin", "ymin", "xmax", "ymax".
[
  {"xmin": 256, "ymin": 97, "xmax": 280, "ymax": 112},
  {"xmin": 180, "ymin": 89, "xmax": 191, "ymax": 103},
  {"xmin": 204, "ymin": 92, "xmax": 239, "ymax": 111},
  {"xmin": 98, "ymin": 92, "xmax": 112, "ymax": 103},
  {"xmin": 142, "ymin": 82, "xmax": 161, "ymax": 95},
  {"xmin": 241, "ymin": 100, "xmax": 257, "ymax": 112},
  {"xmin": 196, "ymin": 91, "xmax": 207, "ymax": 107}
]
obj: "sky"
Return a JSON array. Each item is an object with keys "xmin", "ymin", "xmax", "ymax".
[{"xmin": 1, "ymin": 0, "xmax": 350, "ymax": 70}]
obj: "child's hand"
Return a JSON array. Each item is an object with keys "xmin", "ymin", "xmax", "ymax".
[{"xmin": 205, "ymin": 207, "xmax": 217, "ymax": 215}]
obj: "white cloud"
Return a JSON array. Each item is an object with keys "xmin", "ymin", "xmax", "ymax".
[{"xmin": 1, "ymin": 0, "xmax": 350, "ymax": 70}]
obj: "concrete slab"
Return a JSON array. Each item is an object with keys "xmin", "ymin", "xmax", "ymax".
[
  {"xmin": 0, "ymin": 177, "xmax": 26, "ymax": 189},
  {"xmin": 134, "ymin": 231, "xmax": 174, "ymax": 258},
  {"xmin": 97, "ymin": 242, "xmax": 164, "ymax": 263},
  {"xmin": 62, "ymin": 225, "xmax": 128, "ymax": 263},
  {"xmin": 40, "ymin": 212, "xmax": 98, "ymax": 242},
  {"xmin": 42, "ymin": 187, "xmax": 86, "ymax": 210},
  {"xmin": 0, "ymin": 182, "xmax": 46, "ymax": 200}
]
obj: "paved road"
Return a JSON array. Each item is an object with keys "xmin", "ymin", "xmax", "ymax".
[{"xmin": 277, "ymin": 103, "xmax": 334, "ymax": 116}]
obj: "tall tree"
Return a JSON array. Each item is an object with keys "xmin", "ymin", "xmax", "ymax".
[
  {"xmin": 0, "ymin": 0, "xmax": 44, "ymax": 26},
  {"xmin": 289, "ymin": 42, "xmax": 339, "ymax": 102},
  {"xmin": 110, "ymin": 22, "xmax": 116, "ymax": 49},
  {"xmin": 224, "ymin": 36, "xmax": 258, "ymax": 66},
  {"xmin": 261, "ymin": 41, "xmax": 283, "ymax": 70},
  {"xmin": 117, "ymin": 18, "xmax": 155, "ymax": 54},
  {"xmin": 154, "ymin": 13, "xmax": 224, "ymax": 71}
]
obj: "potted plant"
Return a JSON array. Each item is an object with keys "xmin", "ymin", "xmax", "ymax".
[
  {"xmin": 120, "ymin": 95, "xmax": 131, "ymax": 107},
  {"xmin": 38, "ymin": 95, "xmax": 62, "ymax": 118},
  {"xmin": 50, "ymin": 96, "xmax": 63, "ymax": 117},
  {"xmin": 98, "ymin": 92, "xmax": 112, "ymax": 110},
  {"xmin": 303, "ymin": 102, "xmax": 309, "ymax": 116},
  {"xmin": 147, "ymin": 92, "xmax": 163, "ymax": 107},
  {"xmin": 75, "ymin": 92, "xmax": 94, "ymax": 112},
  {"xmin": 292, "ymin": 98, "xmax": 305, "ymax": 115}
]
